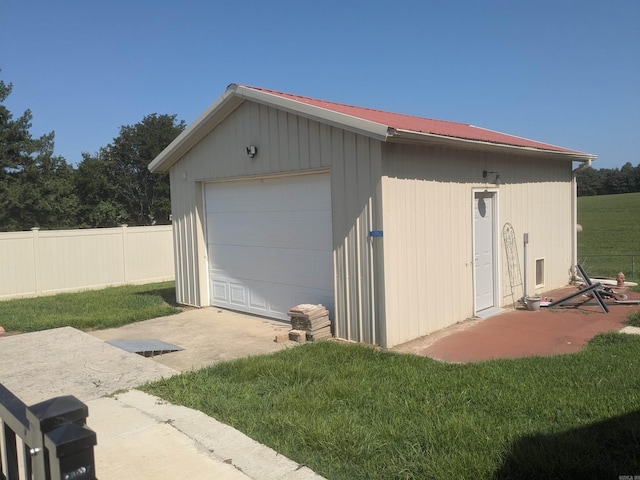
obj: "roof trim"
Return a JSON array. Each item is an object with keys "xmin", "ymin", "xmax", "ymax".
[
  {"xmin": 389, "ymin": 128, "xmax": 597, "ymax": 162},
  {"xmin": 149, "ymin": 84, "xmax": 596, "ymax": 173},
  {"xmin": 232, "ymin": 84, "xmax": 392, "ymax": 141}
]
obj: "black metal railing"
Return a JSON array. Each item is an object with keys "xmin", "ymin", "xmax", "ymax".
[{"xmin": 0, "ymin": 383, "xmax": 96, "ymax": 480}]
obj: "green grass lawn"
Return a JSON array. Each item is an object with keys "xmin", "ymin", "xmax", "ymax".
[
  {"xmin": 578, "ymin": 192, "xmax": 640, "ymax": 278},
  {"xmin": 577, "ymin": 192, "xmax": 640, "ymax": 254},
  {"xmin": 142, "ymin": 336, "xmax": 640, "ymax": 480},
  {"xmin": 0, "ymin": 281, "xmax": 180, "ymax": 333}
]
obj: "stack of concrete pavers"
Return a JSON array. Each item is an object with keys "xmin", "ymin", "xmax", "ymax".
[{"xmin": 287, "ymin": 304, "xmax": 332, "ymax": 343}]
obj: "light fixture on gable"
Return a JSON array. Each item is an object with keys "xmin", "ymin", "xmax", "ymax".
[
  {"xmin": 246, "ymin": 145, "xmax": 258, "ymax": 158},
  {"xmin": 483, "ymin": 170, "xmax": 504, "ymax": 185}
]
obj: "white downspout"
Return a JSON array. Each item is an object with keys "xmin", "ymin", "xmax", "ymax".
[{"xmin": 571, "ymin": 159, "xmax": 592, "ymax": 282}]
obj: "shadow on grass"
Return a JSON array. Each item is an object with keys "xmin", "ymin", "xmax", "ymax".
[
  {"xmin": 494, "ymin": 409, "xmax": 640, "ymax": 479},
  {"xmin": 135, "ymin": 286, "xmax": 179, "ymax": 308}
]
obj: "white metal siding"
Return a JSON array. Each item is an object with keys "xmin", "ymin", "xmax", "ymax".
[
  {"xmin": 381, "ymin": 143, "xmax": 573, "ymax": 347},
  {"xmin": 204, "ymin": 174, "xmax": 333, "ymax": 319},
  {"xmin": 381, "ymin": 145, "xmax": 474, "ymax": 347},
  {"xmin": 330, "ymin": 131, "xmax": 384, "ymax": 345},
  {"xmin": 169, "ymin": 170, "xmax": 205, "ymax": 307},
  {"xmin": 168, "ymin": 101, "xmax": 384, "ymax": 344},
  {"xmin": 498, "ymin": 160, "xmax": 573, "ymax": 300}
]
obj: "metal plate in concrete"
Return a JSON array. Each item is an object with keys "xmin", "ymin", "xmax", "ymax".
[{"xmin": 107, "ymin": 339, "xmax": 184, "ymax": 357}]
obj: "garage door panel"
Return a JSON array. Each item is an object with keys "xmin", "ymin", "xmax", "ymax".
[
  {"xmin": 257, "ymin": 182, "xmax": 330, "ymax": 212},
  {"xmin": 210, "ymin": 245, "xmax": 332, "ymax": 290},
  {"xmin": 207, "ymin": 210, "xmax": 332, "ymax": 250},
  {"xmin": 248, "ymin": 290, "xmax": 267, "ymax": 310},
  {"xmin": 266, "ymin": 283, "xmax": 334, "ymax": 318},
  {"xmin": 211, "ymin": 280, "xmax": 228, "ymax": 303},
  {"xmin": 206, "ymin": 177, "xmax": 331, "ymax": 213},
  {"xmin": 209, "ymin": 277, "xmax": 333, "ymax": 320},
  {"xmin": 229, "ymin": 283, "xmax": 247, "ymax": 306},
  {"xmin": 206, "ymin": 174, "xmax": 333, "ymax": 320}
]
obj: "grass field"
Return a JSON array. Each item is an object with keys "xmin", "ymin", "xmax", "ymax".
[
  {"xmin": 577, "ymin": 192, "xmax": 640, "ymax": 279},
  {"xmin": 0, "ymin": 282, "xmax": 180, "ymax": 333},
  {"xmin": 143, "ymin": 336, "xmax": 640, "ymax": 480}
]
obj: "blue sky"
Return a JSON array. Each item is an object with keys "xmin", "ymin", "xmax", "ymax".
[{"xmin": 1, "ymin": 0, "xmax": 638, "ymax": 169}]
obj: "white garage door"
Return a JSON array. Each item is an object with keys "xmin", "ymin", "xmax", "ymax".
[{"xmin": 205, "ymin": 174, "xmax": 334, "ymax": 320}]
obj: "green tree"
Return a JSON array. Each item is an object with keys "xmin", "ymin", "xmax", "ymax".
[
  {"xmin": 619, "ymin": 162, "xmax": 637, "ymax": 193},
  {"xmin": 577, "ymin": 163, "xmax": 640, "ymax": 197},
  {"xmin": 74, "ymin": 152, "xmax": 127, "ymax": 227},
  {"xmin": 78, "ymin": 114, "xmax": 184, "ymax": 226},
  {"xmin": 0, "ymin": 72, "xmax": 78, "ymax": 231},
  {"xmin": 576, "ymin": 166, "xmax": 602, "ymax": 197},
  {"xmin": 601, "ymin": 168, "xmax": 627, "ymax": 195}
]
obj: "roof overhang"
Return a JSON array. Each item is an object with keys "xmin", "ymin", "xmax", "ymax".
[
  {"xmin": 149, "ymin": 84, "xmax": 596, "ymax": 173},
  {"xmin": 387, "ymin": 128, "xmax": 597, "ymax": 163},
  {"xmin": 232, "ymin": 84, "xmax": 392, "ymax": 141}
]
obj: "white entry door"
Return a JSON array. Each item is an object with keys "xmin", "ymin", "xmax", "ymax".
[
  {"xmin": 205, "ymin": 174, "xmax": 334, "ymax": 320},
  {"xmin": 474, "ymin": 191, "xmax": 496, "ymax": 312}
]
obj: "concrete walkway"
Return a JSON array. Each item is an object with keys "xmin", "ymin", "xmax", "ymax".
[
  {"xmin": 92, "ymin": 390, "xmax": 323, "ymax": 479},
  {"xmin": 0, "ymin": 308, "xmax": 325, "ymax": 480}
]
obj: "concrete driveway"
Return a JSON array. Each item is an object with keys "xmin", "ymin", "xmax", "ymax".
[
  {"xmin": 89, "ymin": 307, "xmax": 293, "ymax": 372},
  {"xmin": 0, "ymin": 308, "xmax": 324, "ymax": 480},
  {"xmin": 0, "ymin": 308, "xmax": 293, "ymax": 404}
]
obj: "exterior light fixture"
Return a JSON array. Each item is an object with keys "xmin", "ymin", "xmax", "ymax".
[
  {"xmin": 246, "ymin": 145, "xmax": 258, "ymax": 158},
  {"xmin": 483, "ymin": 170, "xmax": 504, "ymax": 185}
]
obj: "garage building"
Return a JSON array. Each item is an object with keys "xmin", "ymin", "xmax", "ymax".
[{"xmin": 149, "ymin": 84, "xmax": 595, "ymax": 348}]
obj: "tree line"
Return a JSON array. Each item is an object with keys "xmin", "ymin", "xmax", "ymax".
[
  {"xmin": 2, "ymin": 71, "xmax": 638, "ymax": 232},
  {"xmin": 0, "ymin": 71, "xmax": 185, "ymax": 232},
  {"xmin": 576, "ymin": 163, "xmax": 640, "ymax": 197}
]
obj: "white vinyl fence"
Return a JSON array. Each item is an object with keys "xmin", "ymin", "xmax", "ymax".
[{"xmin": 0, "ymin": 225, "xmax": 174, "ymax": 300}]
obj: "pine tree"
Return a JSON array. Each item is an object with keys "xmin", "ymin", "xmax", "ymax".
[{"xmin": 0, "ymin": 72, "xmax": 78, "ymax": 231}]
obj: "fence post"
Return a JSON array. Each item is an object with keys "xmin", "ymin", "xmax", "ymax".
[
  {"xmin": 120, "ymin": 224, "xmax": 128, "ymax": 284},
  {"xmin": 31, "ymin": 227, "xmax": 41, "ymax": 296},
  {"xmin": 27, "ymin": 395, "xmax": 97, "ymax": 480},
  {"xmin": 0, "ymin": 383, "xmax": 97, "ymax": 480}
]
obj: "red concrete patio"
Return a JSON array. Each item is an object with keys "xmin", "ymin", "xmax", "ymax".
[{"xmin": 392, "ymin": 285, "xmax": 640, "ymax": 363}]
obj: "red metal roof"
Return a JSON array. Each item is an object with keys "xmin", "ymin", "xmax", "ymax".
[{"xmin": 247, "ymin": 86, "xmax": 582, "ymax": 154}]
